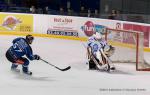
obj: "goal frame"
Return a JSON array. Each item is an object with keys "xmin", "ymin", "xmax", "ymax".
[{"xmin": 105, "ymin": 28, "xmax": 150, "ymax": 71}]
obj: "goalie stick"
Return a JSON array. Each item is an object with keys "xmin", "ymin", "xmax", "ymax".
[
  {"xmin": 90, "ymin": 53, "xmax": 110, "ymax": 71},
  {"xmin": 100, "ymin": 48, "xmax": 115, "ymax": 71},
  {"xmin": 40, "ymin": 58, "xmax": 71, "ymax": 71}
]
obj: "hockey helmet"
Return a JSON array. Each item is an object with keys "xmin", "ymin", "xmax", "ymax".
[
  {"xmin": 93, "ymin": 32, "xmax": 102, "ymax": 40},
  {"xmin": 26, "ymin": 34, "xmax": 34, "ymax": 44}
]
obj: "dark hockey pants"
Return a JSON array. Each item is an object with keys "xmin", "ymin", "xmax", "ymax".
[{"xmin": 6, "ymin": 50, "xmax": 30, "ymax": 73}]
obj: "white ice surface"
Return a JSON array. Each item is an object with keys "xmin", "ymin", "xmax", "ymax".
[{"xmin": 0, "ymin": 35, "xmax": 150, "ymax": 95}]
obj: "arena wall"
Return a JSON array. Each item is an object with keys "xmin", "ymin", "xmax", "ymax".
[{"xmin": 0, "ymin": 12, "xmax": 150, "ymax": 51}]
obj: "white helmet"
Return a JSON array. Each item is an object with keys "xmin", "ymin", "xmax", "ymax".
[{"xmin": 93, "ymin": 32, "xmax": 102, "ymax": 40}]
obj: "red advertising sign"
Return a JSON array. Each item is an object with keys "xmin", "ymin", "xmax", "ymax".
[{"xmin": 123, "ymin": 23, "xmax": 150, "ymax": 47}]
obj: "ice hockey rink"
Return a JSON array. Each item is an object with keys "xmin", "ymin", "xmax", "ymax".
[{"xmin": 0, "ymin": 35, "xmax": 150, "ymax": 95}]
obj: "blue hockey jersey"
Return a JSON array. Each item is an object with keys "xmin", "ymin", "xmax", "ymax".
[{"xmin": 8, "ymin": 37, "xmax": 35, "ymax": 60}]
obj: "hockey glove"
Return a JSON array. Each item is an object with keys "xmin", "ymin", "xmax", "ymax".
[{"xmin": 34, "ymin": 55, "xmax": 40, "ymax": 60}]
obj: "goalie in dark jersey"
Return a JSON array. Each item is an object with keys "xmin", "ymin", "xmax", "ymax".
[{"xmin": 5, "ymin": 35, "xmax": 40, "ymax": 75}]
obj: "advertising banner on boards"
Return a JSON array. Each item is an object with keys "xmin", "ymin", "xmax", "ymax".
[{"xmin": 0, "ymin": 13, "xmax": 33, "ymax": 33}]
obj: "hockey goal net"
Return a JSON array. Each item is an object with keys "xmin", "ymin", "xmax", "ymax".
[{"xmin": 105, "ymin": 28, "xmax": 150, "ymax": 71}]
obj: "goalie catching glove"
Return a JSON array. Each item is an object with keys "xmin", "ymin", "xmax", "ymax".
[
  {"xmin": 34, "ymin": 55, "xmax": 40, "ymax": 60},
  {"xmin": 103, "ymin": 45, "xmax": 115, "ymax": 57}
]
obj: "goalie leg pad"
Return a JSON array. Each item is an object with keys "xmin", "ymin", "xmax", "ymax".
[{"xmin": 89, "ymin": 59, "xmax": 97, "ymax": 70}]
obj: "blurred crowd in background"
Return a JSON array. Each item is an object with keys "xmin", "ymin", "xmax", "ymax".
[{"xmin": 0, "ymin": 0, "xmax": 150, "ymax": 24}]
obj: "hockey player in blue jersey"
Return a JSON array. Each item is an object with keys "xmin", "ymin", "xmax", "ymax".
[
  {"xmin": 87, "ymin": 32, "xmax": 115, "ymax": 71},
  {"xmin": 5, "ymin": 35, "xmax": 40, "ymax": 75}
]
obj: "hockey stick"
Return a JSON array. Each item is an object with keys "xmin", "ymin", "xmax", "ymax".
[
  {"xmin": 40, "ymin": 58, "xmax": 71, "ymax": 71},
  {"xmin": 91, "ymin": 54, "xmax": 104, "ymax": 69},
  {"xmin": 100, "ymin": 49, "xmax": 115, "ymax": 71}
]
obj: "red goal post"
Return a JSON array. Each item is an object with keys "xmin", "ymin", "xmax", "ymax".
[{"xmin": 105, "ymin": 28, "xmax": 150, "ymax": 71}]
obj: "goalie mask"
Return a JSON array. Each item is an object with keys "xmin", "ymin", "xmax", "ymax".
[
  {"xmin": 103, "ymin": 45, "xmax": 115, "ymax": 57},
  {"xmin": 93, "ymin": 32, "xmax": 102, "ymax": 41}
]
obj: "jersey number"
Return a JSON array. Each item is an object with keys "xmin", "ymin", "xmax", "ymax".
[{"xmin": 13, "ymin": 43, "xmax": 22, "ymax": 52}]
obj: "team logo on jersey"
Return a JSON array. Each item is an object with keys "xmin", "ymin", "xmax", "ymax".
[
  {"xmin": 1, "ymin": 16, "xmax": 22, "ymax": 30},
  {"xmin": 81, "ymin": 21, "xmax": 107, "ymax": 37}
]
